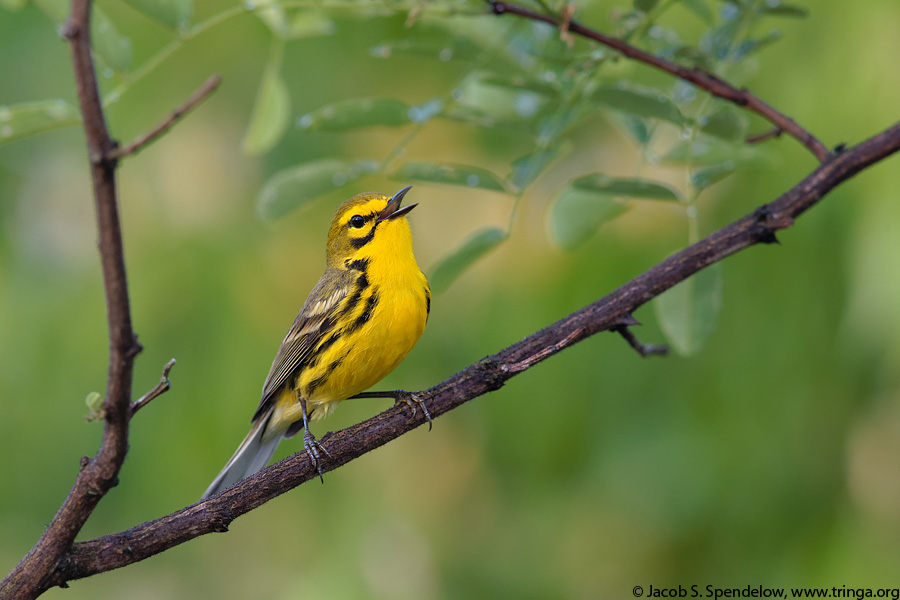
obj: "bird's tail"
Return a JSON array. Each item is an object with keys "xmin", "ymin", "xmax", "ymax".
[{"xmin": 201, "ymin": 410, "xmax": 284, "ymax": 500}]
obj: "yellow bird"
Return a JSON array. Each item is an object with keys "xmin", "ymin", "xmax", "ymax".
[{"xmin": 202, "ymin": 187, "xmax": 430, "ymax": 499}]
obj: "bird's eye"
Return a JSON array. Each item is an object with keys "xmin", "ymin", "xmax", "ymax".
[{"xmin": 349, "ymin": 215, "xmax": 366, "ymax": 228}]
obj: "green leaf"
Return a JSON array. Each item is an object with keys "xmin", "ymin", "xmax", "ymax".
[
  {"xmin": 454, "ymin": 76, "xmax": 552, "ymax": 126},
  {"xmin": 690, "ymin": 162, "xmax": 737, "ymax": 191},
  {"xmin": 253, "ymin": 0, "xmax": 289, "ymax": 37},
  {"xmin": 701, "ymin": 19, "xmax": 742, "ymax": 61},
  {"xmin": 663, "ymin": 138, "xmax": 770, "ymax": 166},
  {"xmin": 297, "ymin": 98, "xmax": 410, "ymax": 131},
  {"xmin": 508, "ymin": 143, "xmax": 570, "ymax": 192},
  {"xmin": 284, "ymin": 11, "xmax": 336, "ymax": 38},
  {"xmin": 255, "ymin": 2, "xmax": 336, "ymax": 40},
  {"xmin": 758, "ymin": 3, "xmax": 808, "ymax": 18},
  {"xmin": 91, "ymin": 9, "xmax": 134, "ymax": 72},
  {"xmin": 429, "ymin": 228, "xmax": 507, "ymax": 294},
  {"xmin": 536, "ymin": 104, "xmax": 589, "ymax": 145},
  {"xmin": 477, "ymin": 73, "xmax": 558, "ymax": 96},
  {"xmin": 33, "ymin": 0, "xmax": 132, "ymax": 72},
  {"xmin": 392, "ymin": 162, "xmax": 508, "ymax": 193},
  {"xmin": 592, "ymin": 84, "xmax": 686, "ymax": 125},
  {"xmin": 370, "ymin": 38, "xmax": 482, "ymax": 63},
  {"xmin": 84, "ymin": 391, "xmax": 105, "ymax": 422},
  {"xmin": 242, "ymin": 58, "xmax": 290, "ymax": 156},
  {"xmin": 548, "ymin": 186, "xmax": 630, "ymax": 250},
  {"xmin": 573, "ymin": 173, "xmax": 683, "ymax": 202},
  {"xmin": 122, "ymin": 0, "xmax": 192, "ymax": 29},
  {"xmin": 0, "ymin": 100, "xmax": 81, "ymax": 145},
  {"xmin": 615, "ymin": 114, "xmax": 652, "ymax": 146},
  {"xmin": 407, "ymin": 98, "xmax": 444, "ymax": 125},
  {"xmin": 735, "ymin": 29, "xmax": 783, "ymax": 59},
  {"xmin": 654, "ymin": 263, "xmax": 723, "ymax": 356},
  {"xmin": 634, "ymin": 0, "xmax": 659, "ymax": 11},
  {"xmin": 680, "ymin": 0, "xmax": 713, "ymax": 24},
  {"xmin": 256, "ymin": 159, "xmax": 376, "ymax": 220},
  {"xmin": 699, "ymin": 107, "xmax": 746, "ymax": 141}
]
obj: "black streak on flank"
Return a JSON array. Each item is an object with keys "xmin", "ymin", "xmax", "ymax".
[
  {"xmin": 347, "ymin": 290, "xmax": 378, "ymax": 334},
  {"xmin": 305, "ymin": 356, "xmax": 346, "ymax": 396},
  {"xmin": 338, "ymin": 272, "xmax": 369, "ymax": 322},
  {"xmin": 345, "ymin": 258, "xmax": 370, "ymax": 271},
  {"xmin": 314, "ymin": 331, "xmax": 340, "ymax": 357}
]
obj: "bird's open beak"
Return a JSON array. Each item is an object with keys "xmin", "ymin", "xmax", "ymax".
[{"xmin": 376, "ymin": 186, "xmax": 417, "ymax": 223}]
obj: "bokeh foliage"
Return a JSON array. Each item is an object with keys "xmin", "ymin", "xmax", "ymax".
[{"xmin": 2, "ymin": 0, "xmax": 900, "ymax": 597}]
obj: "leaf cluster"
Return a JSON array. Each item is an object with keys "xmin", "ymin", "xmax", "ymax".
[{"xmin": 0, "ymin": 0, "xmax": 809, "ymax": 355}]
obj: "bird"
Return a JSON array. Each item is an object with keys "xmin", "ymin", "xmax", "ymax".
[{"xmin": 201, "ymin": 186, "xmax": 431, "ymax": 499}]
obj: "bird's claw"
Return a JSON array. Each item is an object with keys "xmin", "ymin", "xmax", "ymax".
[
  {"xmin": 395, "ymin": 390, "xmax": 434, "ymax": 431},
  {"xmin": 303, "ymin": 430, "xmax": 331, "ymax": 483}
]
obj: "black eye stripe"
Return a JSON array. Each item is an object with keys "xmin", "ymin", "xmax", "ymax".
[{"xmin": 347, "ymin": 211, "xmax": 379, "ymax": 228}]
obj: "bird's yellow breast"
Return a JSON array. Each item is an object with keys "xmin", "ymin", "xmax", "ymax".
[
  {"xmin": 303, "ymin": 278, "xmax": 427, "ymax": 414},
  {"xmin": 305, "ymin": 210, "xmax": 428, "ymax": 418}
]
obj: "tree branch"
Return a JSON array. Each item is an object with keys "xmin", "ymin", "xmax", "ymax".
[
  {"xmin": 37, "ymin": 118, "xmax": 900, "ymax": 588},
  {"xmin": 107, "ymin": 75, "xmax": 222, "ymax": 161},
  {"xmin": 488, "ymin": 0, "xmax": 832, "ymax": 162},
  {"xmin": 0, "ymin": 0, "xmax": 215, "ymax": 597},
  {"xmin": 0, "ymin": 1, "xmax": 139, "ymax": 597}
]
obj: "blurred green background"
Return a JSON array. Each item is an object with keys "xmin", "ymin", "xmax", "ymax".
[{"xmin": 2, "ymin": 0, "xmax": 900, "ymax": 597}]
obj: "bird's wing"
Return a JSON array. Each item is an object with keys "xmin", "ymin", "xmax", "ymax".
[{"xmin": 251, "ymin": 267, "xmax": 358, "ymax": 421}]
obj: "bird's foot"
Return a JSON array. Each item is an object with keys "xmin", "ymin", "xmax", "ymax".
[
  {"xmin": 303, "ymin": 429, "xmax": 331, "ymax": 483},
  {"xmin": 395, "ymin": 390, "xmax": 434, "ymax": 431}
]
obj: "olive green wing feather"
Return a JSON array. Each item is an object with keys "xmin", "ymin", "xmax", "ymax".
[{"xmin": 252, "ymin": 267, "xmax": 359, "ymax": 421}]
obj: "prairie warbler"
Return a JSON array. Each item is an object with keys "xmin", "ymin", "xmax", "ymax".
[{"xmin": 202, "ymin": 187, "xmax": 430, "ymax": 499}]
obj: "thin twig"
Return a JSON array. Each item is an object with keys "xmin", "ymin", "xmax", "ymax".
[
  {"xmin": 107, "ymin": 75, "xmax": 222, "ymax": 160},
  {"xmin": 130, "ymin": 359, "xmax": 176, "ymax": 419},
  {"xmin": 614, "ymin": 326, "xmax": 669, "ymax": 358},
  {"xmin": 747, "ymin": 126, "xmax": 784, "ymax": 145},
  {"xmin": 488, "ymin": 0, "xmax": 831, "ymax": 163}
]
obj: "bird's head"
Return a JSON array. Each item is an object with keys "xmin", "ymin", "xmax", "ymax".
[{"xmin": 325, "ymin": 186, "xmax": 418, "ymax": 268}]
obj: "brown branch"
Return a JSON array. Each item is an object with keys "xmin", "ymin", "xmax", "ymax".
[
  {"xmin": 0, "ymin": 1, "xmax": 140, "ymax": 597},
  {"xmin": 130, "ymin": 359, "xmax": 177, "ymax": 419},
  {"xmin": 488, "ymin": 0, "xmax": 831, "ymax": 163},
  {"xmin": 0, "ymin": 0, "xmax": 215, "ymax": 598},
  {"xmin": 107, "ymin": 75, "xmax": 222, "ymax": 161},
  {"xmin": 29, "ymin": 117, "xmax": 900, "ymax": 588}
]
